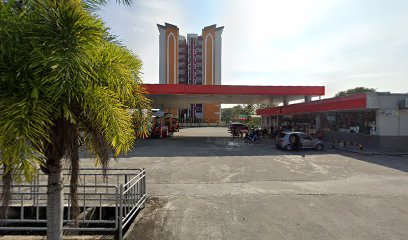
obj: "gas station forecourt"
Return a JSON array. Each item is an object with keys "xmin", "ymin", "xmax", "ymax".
[{"xmin": 79, "ymin": 127, "xmax": 408, "ymax": 240}]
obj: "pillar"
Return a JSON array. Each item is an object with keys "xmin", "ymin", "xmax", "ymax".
[{"xmin": 316, "ymin": 113, "xmax": 321, "ymax": 130}]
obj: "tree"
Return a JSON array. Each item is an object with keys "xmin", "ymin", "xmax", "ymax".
[
  {"xmin": 221, "ymin": 104, "xmax": 260, "ymax": 125},
  {"xmin": 335, "ymin": 87, "xmax": 375, "ymax": 97},
  {"xmin": 0, "ymin": 0, "xmax": 150, "ymax": 239},
  {"xmin": 221, "ymin": 105, "xmax": 250, "ymax": 122},
  {"xmin": 221, "ymin": 107, "xmax": 234, "ymax": 123}
]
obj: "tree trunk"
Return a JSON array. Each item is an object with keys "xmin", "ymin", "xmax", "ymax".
[
  {"xmin": 0, "ymin": 164, "xmax": 12, "ymax": 219},
  {"xmin": 47, "ymin": 158, "xmax": 64, "ymax": 240}
]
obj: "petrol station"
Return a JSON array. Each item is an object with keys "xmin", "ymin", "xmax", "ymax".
[
  {"xmin": 143, "ymin": 83, "xmax": 325, "ymax": 138},
  {"xmin": 257, "ymin": 92, "xmax": 408, "ymax": 152},
  {"xmin": 143, "ymin": 84, "xmax": 325, "ymax": 108},
  {"xmin": 143, "ymin": 84, "xmax": 408, "ymax": 152}
]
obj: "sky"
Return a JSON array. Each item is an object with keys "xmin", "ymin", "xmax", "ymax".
[{"xmin": 98, "ymin": 0, "xmax": 408, "ymax": 98}]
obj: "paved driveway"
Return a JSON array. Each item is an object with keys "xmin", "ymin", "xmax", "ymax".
[{"xmin": 81, "ymin": 127, "xmax": 408, "ymax": 240}]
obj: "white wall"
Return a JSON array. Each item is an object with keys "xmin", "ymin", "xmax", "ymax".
[
  {"xmin": 376, "ymin": 108, "xmax": 408, "ymax": 136},
  {"xmin": 399, "ymin": 109, "xmax": 408, "ymax": 136},
  {"xmin": 368, "ymin": 93, "xmax": 408, "ymax": 136},
  {"xmin": 367, "ymin": 93, "xmax": 408, "ymax": 109},
  {"xmin": 215, "ymin": 29, "xmax": 223, "ymax": 85},
  {"xmin": 158, "ymin": 27, "xmax": 166, "ymax": 84}
]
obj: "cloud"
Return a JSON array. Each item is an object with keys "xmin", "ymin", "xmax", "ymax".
[
  {"xmin": 98, "ymin": 0, "xmax": 408, "ymax": 97},
  {"xmin": 345, "ymin": 72, "xmax": 403, "ymax": 79},
  {"xmin": 98, "ymin": 0, "xmax": 187, "ymax": 83}
]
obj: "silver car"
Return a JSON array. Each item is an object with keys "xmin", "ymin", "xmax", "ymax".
[{"xmin": 275, "ymin": 132, "xmax": 324, "ymax": 151}]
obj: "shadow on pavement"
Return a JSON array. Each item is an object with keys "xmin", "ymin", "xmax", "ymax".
[
  {"xmin": 122, "ymin": 136, "xmax": 328, "ymax": 158},
  {"xmin": 328, "ymin": 149, "xmax": 408, "ymax": 173},
  {"xmin": 124, "ymin": 136, "xmax": 408, "ymax": 174},
  {"xmin": 80, "ymin": 135, "xmax": 408, "ymax": 174}
]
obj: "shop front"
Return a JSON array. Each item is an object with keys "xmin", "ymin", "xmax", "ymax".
[{"xmin": 258, "ymin": 92, "xmax": 408, "ymax": 152}]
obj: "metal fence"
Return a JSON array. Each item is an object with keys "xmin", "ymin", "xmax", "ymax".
[
  {"xmin": 0, "ymin": 168, "xmax": 146, "ymax": 240},
  {"xmin": 179, "ymin": 122, "xmax": 228, "ymax": 127}
]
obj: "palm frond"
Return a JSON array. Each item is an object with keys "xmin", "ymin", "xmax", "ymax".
[
  {"xmin": 64, "ymin": 122, "xmax": 80, "ymax": 226},
  {"xmin": 1, "ymin": 0, "xmax": 150, "ymax": 226},
  {"xmin": 87, "ymin": 42, "xmax": 143, "ymax": 103},
  {"xmin": 84, "ymin": 124, "xmax": 110, "ymax": 180},
  {"xmin": 82, "ymin": 86, "xmax": 135, "ymax": 156},
  {"xmin": 0, "ymin": 96, "xmax": 53, "ymax": 178}
]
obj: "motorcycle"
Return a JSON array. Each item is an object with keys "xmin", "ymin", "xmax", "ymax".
[
  {"xmin": 244, "ymin": 132, "xmax": 261, "ymax": 144},
  {"xmin": 232, "ymin": 128, "xmax": 241, "ymax": 138}
]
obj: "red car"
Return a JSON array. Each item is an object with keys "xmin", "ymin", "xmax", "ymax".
[{"xmin": 228, "ymin": 123, "xmax": 249, "ymax": 137}]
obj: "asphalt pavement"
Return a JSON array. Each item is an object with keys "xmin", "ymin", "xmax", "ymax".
[{"xmin": 79, "ymin": 127, "xmax": 408, "ymax": 240}]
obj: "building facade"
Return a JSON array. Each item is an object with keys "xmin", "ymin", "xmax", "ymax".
[
  {"xmin": 257, "ymin": 92, "xmax": 408, "ymax": 152},
  {"xmin": 157, "ymin": 23, "xmax": 224, "ymax": 123}
]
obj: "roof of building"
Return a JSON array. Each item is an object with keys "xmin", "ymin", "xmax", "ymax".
[
  {"xmin": 256, "ymin": 93, "xmax": 367, "ymax": 116},
  {"xmin": 203, "ymin": 24, "xmax": 217, "ymax": 30},
  {"xmin": 165, "ymin": 22, "xmax": 178, "ymax": 29},
  {"xmin": 157, "ymin": 23, "xmax": 179, "ymax": 30},
  {"xmin": 215, "ymin": 26, "xmax": 224, "ymax": 32}
]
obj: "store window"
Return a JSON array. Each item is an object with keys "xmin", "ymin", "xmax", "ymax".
[{"xmin": 322, "ymin": 111, "xmax": 376, "ymax": 135}]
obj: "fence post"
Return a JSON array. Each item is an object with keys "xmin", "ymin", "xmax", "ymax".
[
  {"xmin": 142, "ymin": 168, "xmax": 146, "ymax": 208},
  {"xmin": 118, "ymin": 185, "xmax": 123, "ymax": 240},
  {"xmin": 124, "ymin": 175, "xmax": 128, "ymax": 193}
]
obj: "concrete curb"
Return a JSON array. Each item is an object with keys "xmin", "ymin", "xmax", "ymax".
[
  {"xmin": 0, "ymin": 236, "xmax": 112, "ymax": 240},
  {"xmin": 329, "ymin": 145, "xmax": 408, "ymax": 156},
  {"xmin": 322, "ymin": 141, "xmax": 408, "ymax": 156}
]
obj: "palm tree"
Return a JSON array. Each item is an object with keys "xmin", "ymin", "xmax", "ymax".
[{"xmin": 0, "ymin": 0, "xmax": 150, "ymax": 239}]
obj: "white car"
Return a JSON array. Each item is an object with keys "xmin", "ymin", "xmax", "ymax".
[{"xmin": 275, "ymin": 132, "xmax": 324, "ymax": 151}]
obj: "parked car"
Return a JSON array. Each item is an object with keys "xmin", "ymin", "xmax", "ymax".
[{"xmin": 275, "ymin": 132, "xmax": 324, "ymax": 151}]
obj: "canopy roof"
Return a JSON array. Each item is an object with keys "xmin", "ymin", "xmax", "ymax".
[
  {"xmin": 256, "ymin": 93, "xmax": 367, "ymax": 116},
  {"xmin": 143, "ymin": 84, "xmax": 325, "ymax": 108}
]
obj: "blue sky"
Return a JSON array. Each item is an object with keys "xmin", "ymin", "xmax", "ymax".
[{"xmin": 98, "ymin": 0, "xmax": 408, "ymax": 97}]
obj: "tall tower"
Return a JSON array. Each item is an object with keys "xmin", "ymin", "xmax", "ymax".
[
  {"xmin": 158, "ymin": 23, "xmax": 224, "ymax": 123},
  {"xmin": 202, "ymin": 25, "xmax": 223, "ymax": 85},
  {"xmin": 178, "ymin": 35, "xmax": 187, "ymax": 84},
  {"xmin": 201, "ymin": 25, "xmax": 223, "ymax": 122},
  {"xmin": 187, "ymin": 34, "xmax": 202, "ymax": 85},
  {"xmin": 157, "ymin": 23, "xmax": 179, "ymax": 84}
]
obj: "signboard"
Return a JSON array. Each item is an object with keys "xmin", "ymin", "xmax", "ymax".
[
  {"xmin": 154, "ymin": 111, "xmax": 164, "ymax": 117},
  {"xmin": 327, "ymin": 115, "xmax": 336, "ymax": 122},
  {"xmin": 239, "ymin": 115, "xmax": 249, "ymax": 121},
  {"xmin": 380, "ymin": 109, "xmax": 398, "ymax": 116}
]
